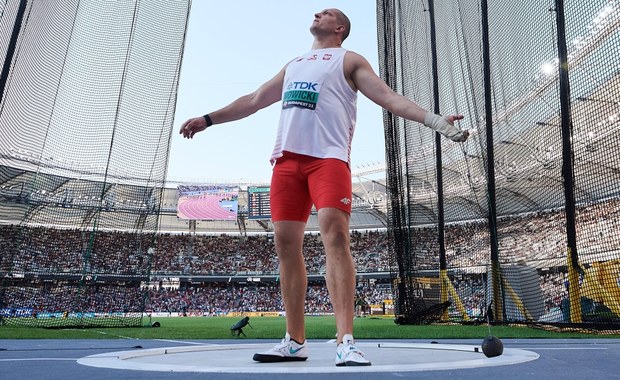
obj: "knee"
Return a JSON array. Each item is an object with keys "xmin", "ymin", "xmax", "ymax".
[
  {"xmin": 322, "ymin": 229, "xmax": 352, "ymax": 261},
  {"xmin": 323, "ymin": 228, "xmax": 349, "ymax": 247},
  {"xmin": 275, "ymin": 241, "xmax": 302, "ymax": 259}
]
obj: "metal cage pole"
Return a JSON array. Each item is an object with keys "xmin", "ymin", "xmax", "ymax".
[
  {"xmin": 480, "ymin": 0, "xmax": 504, "ymax": 322},
  {"xmin": 554, "ymin": 0, "xmax": 582, "ymax": 323},
  {"xmin": 0, "ymin": 0, "xmax": 28, "ymax": 105},
  {"xmin": 427, "ymin": 0, "xmax": 451, "ymax": 320}
]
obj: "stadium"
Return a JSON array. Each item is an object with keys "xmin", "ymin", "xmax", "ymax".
[{"xmin": 1, "ymin": 0, "xmax": 620, "ymax": 378}]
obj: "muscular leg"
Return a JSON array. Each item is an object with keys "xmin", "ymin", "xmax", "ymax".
[
  {"xmin": 273, "ymin": 220, "xmax": 307, "ymax": 343},
  {"xmin": 318, "ymin": 207, "xmax": 355, "ymax": 344}
]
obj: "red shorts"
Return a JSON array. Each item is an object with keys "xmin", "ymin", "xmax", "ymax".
[{"xmin": 270, "ymin": 151, "xmax": 352, "ymax": 222}]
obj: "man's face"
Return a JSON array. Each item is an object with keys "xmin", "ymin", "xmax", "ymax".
[{"xmin": 310, "ymin": 9, "xmax": 342, "ymax": 36}]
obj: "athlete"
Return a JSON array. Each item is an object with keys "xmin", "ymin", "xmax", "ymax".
[{"xmin": 180, "ymin": 8, "xmax": 468, "ymax": 366}]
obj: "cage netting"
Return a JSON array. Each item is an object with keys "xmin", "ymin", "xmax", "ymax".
[
  {"xmin": 0, "ymin": 0, "xmax": 190, "ymax": 327},
  {"xmin": 379, "ymin": 0, "xmax": 620, "ymax": 330}
]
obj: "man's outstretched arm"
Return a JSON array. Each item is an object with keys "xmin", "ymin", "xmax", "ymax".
[
  {"xmin": 346, "ymin": 52, "xmax": 468, "ymax": 142},
  {"xmin": 180, "ymin": 67, "xmax": 286, "ymax": 139}
]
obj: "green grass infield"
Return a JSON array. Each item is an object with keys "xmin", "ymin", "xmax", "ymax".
[{"xmin": 2, "ymin": 316, "xmax": 619, "ymax": 339}]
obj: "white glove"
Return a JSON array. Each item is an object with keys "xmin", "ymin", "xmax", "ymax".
[{"xmin": 424, "ymin": 113, "xmax": 468, "ymax": 142}]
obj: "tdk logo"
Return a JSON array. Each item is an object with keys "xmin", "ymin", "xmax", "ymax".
[{"xmin": 287, "ymin": 81, "xmax": 319, "ymax": 91}]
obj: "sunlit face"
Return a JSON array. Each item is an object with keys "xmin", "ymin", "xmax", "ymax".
[{"xmin": 310, "ymin": 9, "xmax": 343, "ymax": 37}]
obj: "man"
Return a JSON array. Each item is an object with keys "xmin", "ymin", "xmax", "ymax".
[{"xmin": 180, "ymin": 8, "xmax": 468, "ymax": 366}]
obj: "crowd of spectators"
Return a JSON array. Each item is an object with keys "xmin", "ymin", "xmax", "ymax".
[
  {"xmin": 150, "ymin": 230, "xmax": 390, "ymax": 276},
  {"xmin": 1, "ymin": 197, "xmax": 619, "ymax": 317},
  {"xmin": 143, "ymin": 282, "xmax": 393, "ymax": 316},
  {"xmin": 0, "ymin": 225, "xmax": 153, "ymax": 275},
  {"xmin": 1, "ymin": 280, "xmax": 392, "ymax": 316},
  {"xmin": 2, "ymin": 198, "xmax": 617, "ymax": 276},
  {"xmin": 2, "ymin": 283, "xmax": 144, "ymax": 315}
]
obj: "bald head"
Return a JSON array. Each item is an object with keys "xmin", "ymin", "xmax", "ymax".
[{"xmin": 310, "ymin": 8, "xmax": 352, "ymax": 47}]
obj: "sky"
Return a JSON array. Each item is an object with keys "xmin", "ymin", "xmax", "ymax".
[{"xmin": 166, "ymin": 0, "xmax": 386, "ymax": 184}]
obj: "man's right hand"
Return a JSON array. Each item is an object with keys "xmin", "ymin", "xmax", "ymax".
[{"xmin": 179, "ymin": 116, "xmax": 208, "ymax": 139}]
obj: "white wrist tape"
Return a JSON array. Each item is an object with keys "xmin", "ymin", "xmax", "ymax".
[{"xmin": 423, "ymin": 113, "xmax": 467, "ymax": 142}]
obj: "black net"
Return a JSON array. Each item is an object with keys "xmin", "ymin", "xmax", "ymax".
[
  {"xmin": 379, "ymin": 0, "xmax": 620, "ymax": 330},
  {"xmin": 0, "ymin": 0, "xmax": 190, "ymax": 327}
]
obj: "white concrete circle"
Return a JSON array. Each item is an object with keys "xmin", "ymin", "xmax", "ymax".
[{"xmin": 77, "ymin": 341, "xmax": 539, "ymax": 373}]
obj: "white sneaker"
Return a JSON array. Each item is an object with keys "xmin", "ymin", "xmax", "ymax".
[
  {"xmin": 253, "ymin": 333, "xmax": 309, "ymax": 362},
  {"xmin": 335, "ymin": 334, "xmax": 371, "ymax": 366}
]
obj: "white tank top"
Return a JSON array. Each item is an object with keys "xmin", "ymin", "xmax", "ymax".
[{"xmin": 270, "ymin": 48, "xmax": 357, "ymax": 164}]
